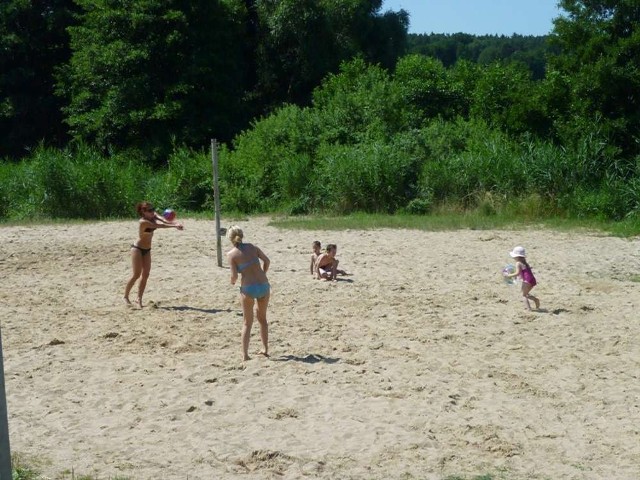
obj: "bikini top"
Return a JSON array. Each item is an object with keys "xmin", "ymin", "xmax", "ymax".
[
  {"xmin": 235, "ymin": 243, "xmax": 260, "ymax": 272},
  {"xmin": 237, "ymin": 256, "xmax": 259, "ymax": 272},
  {"xmin": 144, "ymin": 227, "xmax": 156, "ymax": 233}
]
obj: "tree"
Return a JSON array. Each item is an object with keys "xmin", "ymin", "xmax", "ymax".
[
  {"xmin": 59, "ymin": 0, "xmax": 247, "ymax": 162},
  {"xmin": 393, "ymin": 55, "xmax": 465, "ymax": 123},
  {"xmin": 249, "ymin": 0, "xmax": 408, "ymax": 113},
  {"xmin": 312, "ymin": 58, "xmax": 409, "ymax": 145},
  {"xmin": 0, "ymin": 0, "xmax": 77, "ymax": 159},
  {"xmin": 470, "ymin": 62, "xmax": 549, "ymax": 137},
  {"xmin": 58, "ymin": 0, "xmax": 408, "ymax": 159},
  {"xmin": 549, "ymin": 0, "xmax": 640, "ymax": 156},
  {"xmin": 406, "ymin": 33, "xmax": 553, "ymax": 80},
  {"xmin": 251, "ymin": 0, "xmax": 334, "ymax": 110}
]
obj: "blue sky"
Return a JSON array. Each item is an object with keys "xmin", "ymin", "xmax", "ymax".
[{"xmin": 382, "ymin": 0, "xmax": 564, "ymax": 36}]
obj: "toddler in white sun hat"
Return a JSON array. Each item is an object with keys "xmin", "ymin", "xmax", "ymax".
[{"xmin": 505, "ymin": 246, "xmax": 540, "ymax": 311}]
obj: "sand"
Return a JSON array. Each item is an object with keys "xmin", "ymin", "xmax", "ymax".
[{"xmin": 0, "ymin": 217, "xmax": 638, "ymax": 479}]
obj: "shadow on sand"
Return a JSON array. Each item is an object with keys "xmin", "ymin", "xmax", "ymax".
[
  {"xmin": 318, "ymin": 277, "xmax": 354, "ymax": 283},
  {"xmin": 159, "ymin": 305, "xmax": 230, "ymax": 314},
  {"xmin": 273, "ymin": 354, "xmax": 340, "ymax": 364}
]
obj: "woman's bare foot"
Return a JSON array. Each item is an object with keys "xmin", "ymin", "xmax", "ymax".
[
  {"xmin": 134, "ymin": 299, "xmax": 143, "ymax": 309},
  {"xmin": 257, "ymin": 351, "xmax": 270, "ymax": 358},
  {"xmin": 124, "ymin": 297, "xmax": 133, "ymax": 308},
  {"xmin": 243, "ymin": 355, "xmax": 251, "ymax": 361}
]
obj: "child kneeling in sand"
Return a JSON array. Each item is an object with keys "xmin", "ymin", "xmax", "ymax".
[{"xmin": 314, "ymin": 244, "xmax": 347, "ymax": 280}]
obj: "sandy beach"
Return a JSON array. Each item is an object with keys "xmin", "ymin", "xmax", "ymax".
[{"xmin": 1, "ymin": 217, "xmax": 638, "ymax": 479}]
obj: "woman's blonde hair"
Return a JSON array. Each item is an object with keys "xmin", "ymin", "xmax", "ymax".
[{"xmin": 227, "ymin": 225, "xmax": 244, "ymax": 245}]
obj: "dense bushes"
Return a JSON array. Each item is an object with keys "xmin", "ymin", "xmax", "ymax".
[
  {"xmin": 0, "ymin": 144, "xmax": 214, "ymax": 220},
  {"xmin": 0, "ymin": 145, "xmax": 141, "ymax": 219},
  {"xmin": 2, "ymin": 55, "xmax": 640, "ymax": 223},
  {"xmin": 215, "ymin": 59, "xmax": 640, "ymax": 220},
  {"xmin": 2, "ymin": 118, "xmax": 638, "ymax": 221}
]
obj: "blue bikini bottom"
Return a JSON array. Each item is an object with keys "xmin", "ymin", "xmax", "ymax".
[{"xmin": 240, "ymin": 283, "xmax": 270, "ymax": 299}]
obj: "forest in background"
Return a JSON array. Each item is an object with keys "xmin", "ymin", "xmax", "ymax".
[
  {"xmin": 1, "ymin": 0, "xmax": 639, "ymax": 222},
  {"xmin": 407, "ymin": 32, "xmax": 554, "ymax": 80}
]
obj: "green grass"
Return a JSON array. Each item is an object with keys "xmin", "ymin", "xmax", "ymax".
[
  {"xmin": 269, "ymin": 211, "xmax": 640, "ymax": 237},
  {"xmin": 10, "ymin": 453, "xmax": 133, "ymax": 480},
  {"xmin": 14, "ymin": 466, "xmax": 131, "ymax": 480},
  {"xmin": 1, "ymin": 202, "xmax": 639, "ymax": 238},
  {"xmin": 13, "ymin": 465, "xmax": 38, "ymax": 480},
  {"xmin": 11, "ymin": 453, "xmax": 41, "ymax": 480}
]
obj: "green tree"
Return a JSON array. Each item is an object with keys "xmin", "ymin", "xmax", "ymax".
[
  {"xmin": 407, "ymin": 33, "xmax": 552, "ymax": 79},
  {"xmin": 448, "ymin": 59, "xmax": 481, "ymax": 117},
  {"xmin": 312, "ymin": 58, "xmax": 409, "ymax": 145},
  {"xmin": 0, "ymin": 0, "xmax": 77, "ymax": 158},
  {"xmin": 59, "ymin": 0, "xmax": 247, "ymax": 163},
  {"xmin": 393, "ymin": 55, "xmax": 464, "ymax": 123},
  {"xmin": 346, "ymin": 0, "xmax": 409, "ymax": 70},
  {"xmin": 250, "ymin": 0, "xmax": 408, "ymax": 112},
  {"xmin": 251, "ymin": 0, "xmax": 334, "ymax": 110},
  {"xmin": 470, "ymin": 62, "xmax": 549, "ymax": 136},
  {"xmin": 549, "ymin": 0, "xmax": 640, "ymax": 156}
]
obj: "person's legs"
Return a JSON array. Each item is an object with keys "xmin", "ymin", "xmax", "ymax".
[
  {"xmin": 136, "ymin": 253, "xmax": 152, "ymax": 307},
  {"xmin": 255, "ymin": 293, "xmax": 270, "ymax": 357},
  {"xmin": 319, "ymin": 264, "xmax": 334, "ymax": 280},
  {"xmin": 124, "ymin": 248, "xmax": 142, "ymax": 306},
  {"xmin": 318, "ymin": 267, "xmax": 331, "ymax": 280},
  {"xmin": 527, "ymin": 285, "xmax": 540, "ymax": 309},
  {"xmin": 521, "ymin": 282, "xmax": 539, "ymax": 310},
  {"xmin": 241, "ymin": 294, "xmax": 255, "ymax": 360}
]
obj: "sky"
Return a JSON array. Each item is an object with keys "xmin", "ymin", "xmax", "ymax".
[{"xmin": 382, "ymin": 0, "xmax": 564, "ymax": 36}]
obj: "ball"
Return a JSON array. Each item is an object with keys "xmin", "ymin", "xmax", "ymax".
[
  {"xmin": 163, "ymin": 208, "xmax": 176, "ymax": 221},
  {"xmin": 502, "ymin": 264, "xmax": 516, "ymax": 285}
]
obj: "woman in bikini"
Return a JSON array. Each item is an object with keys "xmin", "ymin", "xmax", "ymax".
[
  {"xmin": 226, "ymin": 225, "xmax": 270, "ymax": 361},
  {"xmin": 123, "ymin": 201, "xmax": 184, "ymax": 308}
]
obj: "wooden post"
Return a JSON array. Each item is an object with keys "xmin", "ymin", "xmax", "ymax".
[
  {"xmin": 211, "ymin": 139, "xmax": 223, "ymax": 267},
  {"xmin": 0, "ymin": 324, "xmax": 12, "ymax": 479}
]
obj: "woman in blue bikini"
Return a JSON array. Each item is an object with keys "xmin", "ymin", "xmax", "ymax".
[
  {"xmin": 123, "ymin": 201, "xmax": 183, "ymax": 308},
  {"xmin": 227, "ymin": 225, "xmax": 271, "ymax": 361}
]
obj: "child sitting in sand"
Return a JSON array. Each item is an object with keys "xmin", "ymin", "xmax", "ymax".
[
  {"xmin": 505, "ymin": 246, "xmax": 540, "ymax": 311},
  {"xmin": 314, "ymin": 244, "xmax": 348, "ymax": 280}
]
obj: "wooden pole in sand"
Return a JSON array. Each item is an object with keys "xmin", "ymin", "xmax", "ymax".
[
  {"xmin": 211, "ymin": 139, "xmax": 223, "ymax": 267},
  {"xmin": 0, "ymin": 325, "xmax": 12, "ymax": 479}
]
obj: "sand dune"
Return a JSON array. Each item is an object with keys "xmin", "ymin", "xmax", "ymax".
[{"xmin": 1, "ymin": 217, "xmax": 638, "ymax": 479}]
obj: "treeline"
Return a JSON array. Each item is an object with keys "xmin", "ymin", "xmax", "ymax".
[
  {"xmin": 407, "ymin": 33, "xmax": 555, "ymax": 79},
  {"xmin": 0, "ymin": 0, "xmax": 408, "ymax": 161},
  {"xmin": 1, "ymin": 0, "xmax": 640, "ymax": 222}
]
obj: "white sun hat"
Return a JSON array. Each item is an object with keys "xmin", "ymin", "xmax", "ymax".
[{"xmin": 509, "ymin": 246, "xmax": 526, "ymax": 258}]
